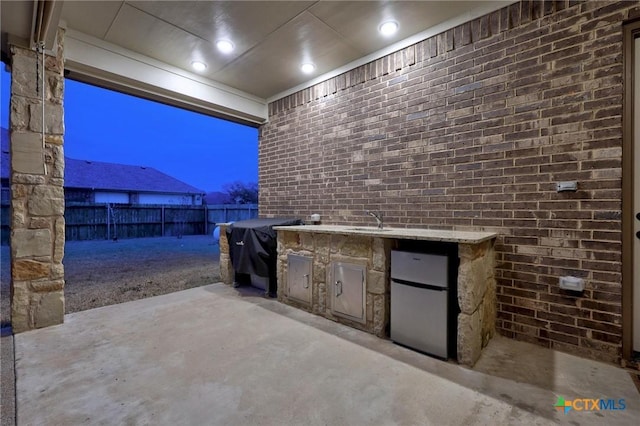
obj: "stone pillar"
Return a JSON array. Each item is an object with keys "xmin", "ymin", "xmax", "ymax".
[
  {"xmin": 10, "ymin": 29, "xmax": 66, "ymax": 332},
  {"xmin": 456, "ymin": 238, "xmax": 496, "ymax": 367},
  {"xmin": 218, "ymin": 223, "xmax": 233, "ymax": 285}
]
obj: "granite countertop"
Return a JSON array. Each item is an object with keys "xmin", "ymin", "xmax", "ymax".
[{"xmin": 272, "ymin": 224, "xmax": 497, "ymax": 244}]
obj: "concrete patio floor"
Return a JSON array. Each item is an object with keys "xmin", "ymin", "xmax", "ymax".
[{"xmin": 12, "ymin": 283, "xmax": 640, "ymax": 425}]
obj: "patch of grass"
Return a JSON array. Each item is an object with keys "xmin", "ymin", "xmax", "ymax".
[{"xmin": 0, "ymin": 235, "xmax": 221, "ymax": 324}]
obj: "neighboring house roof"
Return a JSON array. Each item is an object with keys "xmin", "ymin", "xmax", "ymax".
[
  {"xmin": 1, "ymin": 127, "xmax": 9, "ymax": 180},
  {"xmin": 65, "ymin": 158, "xmax": 204, "ymax": 194},
  {"xmin": 1, "ymin": 127, "xmax": 203, "ymax": 194}
]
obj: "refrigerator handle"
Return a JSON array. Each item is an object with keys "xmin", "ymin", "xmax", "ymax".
[{"xmin": 391, "ymin": 279, "xmax": 448, "ymax": 291}]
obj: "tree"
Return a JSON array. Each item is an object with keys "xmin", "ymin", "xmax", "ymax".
[{"xmin": 223, "ymin": 181, "xmax": 258, "ymax": 204}]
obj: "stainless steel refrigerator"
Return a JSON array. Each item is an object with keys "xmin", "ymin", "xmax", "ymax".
[{"xmin": 390, "ymin": 250, "xmax": 451, "ymax": 359}]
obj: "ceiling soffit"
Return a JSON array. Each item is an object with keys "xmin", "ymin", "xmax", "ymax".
[{"xmin": 58, "ymin": 1, "xmax": 509, "ymax": 100}]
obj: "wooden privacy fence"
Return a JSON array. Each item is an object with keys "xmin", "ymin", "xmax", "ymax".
[
  {"xmin": 0, "ymin": 202, "xmax": 9, "ymax": 245},
  {"xmin": 0, "ymin": 203, "xmax": 259, "ymax": 244},
  {"xmin": 66, "ymin": 203, "xmax": 259, "ymax": 241},
  {"xmin": 205, "ymin": 204, "xmax": 259, "ymax": 226}
]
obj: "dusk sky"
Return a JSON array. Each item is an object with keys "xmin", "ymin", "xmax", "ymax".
[{"xmin": 1, "ymin": 66, "xmax": 258, "ymax": 193}]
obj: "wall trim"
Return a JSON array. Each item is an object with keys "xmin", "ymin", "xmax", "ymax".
[
  {"xmin": 622, "ymin": 18, "xmax": 640, "ymax": 363},
  {"xmin": 64, "ymin": 29, "xmax": 268, "ymax": 125}
]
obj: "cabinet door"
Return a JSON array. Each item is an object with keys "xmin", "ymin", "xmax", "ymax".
[
  {"xmin": 331, "ymin": 262, "xmax": 365, "ymax": 323},
  {"xmin": 288, "ymin": 254, "xmax": 312, "ymax": 304}
]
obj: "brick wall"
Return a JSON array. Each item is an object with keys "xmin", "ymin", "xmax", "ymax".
[{"xmin": 260, "ymin": 0, "xmax": 639, "ymax": 364}]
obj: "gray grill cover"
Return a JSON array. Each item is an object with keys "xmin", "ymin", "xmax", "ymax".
[{"xmin": 226, "ymin": 218, "xmax": 302, "ymax": 295}]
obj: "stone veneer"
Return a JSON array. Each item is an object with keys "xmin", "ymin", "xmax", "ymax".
[
  {"xmin": 218, "ymin": 223, "xmax": 234, "ymax": 286},
  {"xmin": 9, "ymin": 29, "xmax": 66, "ymax": 332},
  {"xmin": 457, "ymin": 239, "xmax": 497, "ymax": 366},
  {"xmin": 277, "ymin": 230, "xmax": 392, "ymax": 338}
]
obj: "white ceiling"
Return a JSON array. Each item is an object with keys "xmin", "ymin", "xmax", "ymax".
[
  {"xmin": 1, "ymin": 1, "xmax": 511, "ymax": 122},
  {"xmin": 58, "ymin": 1, "xmax": 505, "ymax": 100}
]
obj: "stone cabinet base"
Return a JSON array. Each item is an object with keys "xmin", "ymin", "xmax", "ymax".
[
  {"xmin": 274, "ymin": 226, "xmax": 497, "ymax": 367},
  {"xmin": 277, "ymin": 230, "xmax": 392, "ymax": 337}
]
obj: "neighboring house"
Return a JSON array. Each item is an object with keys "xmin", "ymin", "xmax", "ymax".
[
  {"xmin": 65, "ymin": 158, "xmax": 204, "ymax": 205},
  {"xmin": 2, "ymin": 127, "xmax": 204, "ymax": 205}
]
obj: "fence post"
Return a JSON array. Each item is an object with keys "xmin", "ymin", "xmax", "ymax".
[
  {"xmin": 161, "ymin": 205, "xmax": 165, "ymax": 237},
  {"xmin": 106, "ymin": 204, "xmax": 110, "ymax": 240},
  {"xmin": 204, "ymin": 205, "xmax": 208, "ymax": 235}
]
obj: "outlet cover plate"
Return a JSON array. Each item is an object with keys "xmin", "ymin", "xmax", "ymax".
[
  {"xmin": 559, "ymin": 276, "xmax": 584, "ymax": 291},
  {"xmin": 556, "ymin": 181, "xmax": 578, "ymax": 192}
]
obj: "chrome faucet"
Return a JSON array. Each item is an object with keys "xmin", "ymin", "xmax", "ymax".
[{"xmin": 365, "ymin": 210, "xmax": 384, "ymax": 229}]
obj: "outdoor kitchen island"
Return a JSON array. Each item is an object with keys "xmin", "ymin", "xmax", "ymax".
[{"xmin": 272, "ymin": 225, "xmax": 497, "ymax": 367}]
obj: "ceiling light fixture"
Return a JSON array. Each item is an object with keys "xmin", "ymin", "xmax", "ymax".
[
  {"xmin": 216, "ymin": 40, "xmax": 234, "ymax": 54},
  {"xmin": 191, "ymin": 61, "xmax": 207, "ymax": 72},
  {"xmin": 379, "ymin": 21, "xmax": 399, "ymax": 36},
  {"xmin": 301, "ymin": 63, "xmax": 316, "ymax": 74}
]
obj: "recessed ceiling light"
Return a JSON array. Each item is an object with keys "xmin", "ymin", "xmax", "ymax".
[
  {"xmin": 379, "ymin": 21, "xmax": 399, "ymax": 36},
  {"xmin": 301, "ymin": 63, "xmax": 316, "ymax": 74},
  {"xmin": 216, "ymin": 40, "xmax": 234, "ymax": 54},
  {"xmin": 191, "ymin": 61, "xmax": 207, "ymax": 72}
]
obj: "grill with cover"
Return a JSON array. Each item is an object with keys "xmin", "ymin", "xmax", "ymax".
[{"xmin": 226, "ymin": 218, "xmax": 302, "ymax": 296}]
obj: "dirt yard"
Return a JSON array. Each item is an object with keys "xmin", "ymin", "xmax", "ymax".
[{"xmin": 1, "ymin": 235, "xmax": 220, "ymax": 326}]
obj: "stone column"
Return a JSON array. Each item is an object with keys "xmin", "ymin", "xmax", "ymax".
[
  {"xmin": 10, "ymin": 29, "xmax": 66, "ymax": 332},
  {"xmin": 456, "ymin": 238, "xmax": 496, "ymax": 366},
  {"xmin": 218, "ymin": 223, "xmax": 233, "ymax": 285}
]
